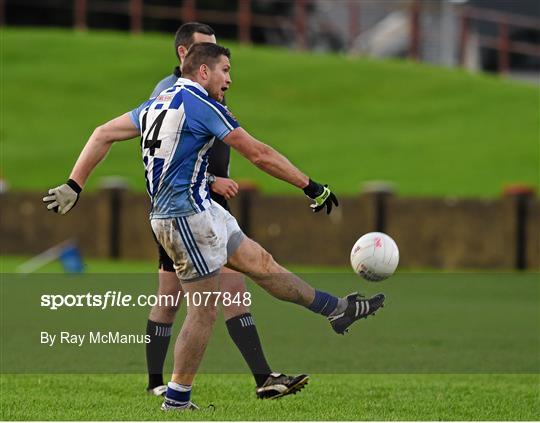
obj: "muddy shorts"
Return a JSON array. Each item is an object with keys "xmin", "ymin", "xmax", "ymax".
[{"xmin": 151, "ymin": 202, "xmax": 245, "ymax": 281}]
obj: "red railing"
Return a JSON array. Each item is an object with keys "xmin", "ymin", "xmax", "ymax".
[
  {"xmin": 0, "ymin": 0, "xmax": 420, "ymax": 53},
  {"xmin": 2, "ymin": 0, "xmax": 538, "ymax": 74},
  {"xmin": 0, "ymin": 0, "xmax": 394, "ymax": 52},
  {"xmin": 459, "ymin": 6, "xmax": 540, "ymax": 74}
]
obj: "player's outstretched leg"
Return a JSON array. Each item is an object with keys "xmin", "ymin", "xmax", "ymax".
[{"xmin": 226, "ymin": 237, "xmax": 385, "ymax": 333}]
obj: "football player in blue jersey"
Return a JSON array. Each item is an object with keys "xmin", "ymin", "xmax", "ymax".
[
  {"xmin": 143, "ymin": 22, "xmax": 307, "ymax": 400},
  {"xmin": 44, "ymin": 43, "xmax": 386, "ymax": 411}
]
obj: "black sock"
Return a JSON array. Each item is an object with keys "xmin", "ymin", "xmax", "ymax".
[
  {"xmin": 226, "ymin": 313, "xmax": 272, "ymax": 387},
  {"xmin": 146, "ymin": 320, "xmax": 173, "ymax": 389}
]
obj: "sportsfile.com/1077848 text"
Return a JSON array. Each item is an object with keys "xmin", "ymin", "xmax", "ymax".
[{"xmin": 40, "ymin": 291, "xmax": 252, "ymax": 311}]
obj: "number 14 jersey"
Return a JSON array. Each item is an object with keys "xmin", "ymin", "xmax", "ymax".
[{"xmin": 129, "ymin": 78, "xmax": 239, "ymax": 219}]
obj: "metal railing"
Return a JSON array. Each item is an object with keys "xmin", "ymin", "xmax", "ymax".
[
  {"xmin": 459, "ymin": 5, "xmax": 540, "ymax": 74},
  {"xmin": 1, "ymin": 0, "xmax": 416, "ymax": 53},
  {"xmin": 2, "ymin": 1, "xmax": 539, "ymax": 73}
]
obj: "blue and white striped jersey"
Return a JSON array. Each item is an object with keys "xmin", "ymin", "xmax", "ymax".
[{"xmin": 129, "ymin": 78, "xmax": 239, "ymax": 218}]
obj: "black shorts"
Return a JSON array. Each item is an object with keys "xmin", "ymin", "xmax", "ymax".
[{"xmin": 156, "ymin": 197, "xmax": 230, "ymax": 272}]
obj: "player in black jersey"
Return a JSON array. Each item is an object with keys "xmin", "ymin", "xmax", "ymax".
[{"xmin": 145, "ymin": 23, "xmax": 308, "ymax": 400}]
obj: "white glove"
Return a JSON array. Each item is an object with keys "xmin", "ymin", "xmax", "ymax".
[{"xmin": 43, "ymin": 179, "xmax": 82, "ymax": 215}]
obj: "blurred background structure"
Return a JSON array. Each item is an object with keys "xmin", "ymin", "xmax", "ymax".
[
  {"xmin": 2, "ymin": 0, "xmax": 539, "ymax": 81},
  {"xmin": 1, "ymin": 1, "xmax": 539, "ymax": 271}
]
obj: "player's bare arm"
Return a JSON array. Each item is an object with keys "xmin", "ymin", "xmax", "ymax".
[
  {"xmin": 70, "ymin": 114, "xmax": 139, "ymax": 187},
  {"xmin": 223, "ymin": 127, "xmax": 308, "ymax": 189},
  {"xmin": 43, "ymin": 113, "xmax": 138, "ymax": 214},
  {"xmin": 223, "ymin": 127, "xmax": 338, "ymax": 213}
]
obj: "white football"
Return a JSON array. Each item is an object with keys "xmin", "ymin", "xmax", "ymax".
[{"xmin": 350, "ymin": 232, "xmax": 399, "ymax": 282}]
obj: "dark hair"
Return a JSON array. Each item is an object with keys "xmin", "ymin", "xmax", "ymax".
[
  {"xmin": 174, "ymin": 22, "xmax": 215, "ymax": 59},
  {"xmin": 182, "ymin": 43, "xmax": 231, "ymax": 76}
]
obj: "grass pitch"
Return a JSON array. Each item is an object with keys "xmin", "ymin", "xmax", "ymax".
[
  {"xmin": 3, "ymin": 28, "xmax": 539, "ymax": 197},
  {"xmin": 1, "ymin": 374, "xmax": 538, "ymax": 420},
  {"xmin": 1, "ymin": 256, "xmax": 539, "ymax": 420}
]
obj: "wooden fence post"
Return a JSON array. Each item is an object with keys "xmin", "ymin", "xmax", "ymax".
[
  {"xmin": 130, "ymin": 0, "xmax": 143, "ymax": 34},
  {"xmin": 0, "ymin": 0, "xmax": 5, "ymax": 26},
  {"xmin": 409, "ymin": 0, "xmax": 421, "ymax": 60},
  {"xmin": 498, "ymin": 22, "xmax": 509, "ymax": 74},
  {"xmin": 238, "ymin": 0, "xmax": 251, "ymax": 44},
  {"xmin": 348, "ymin": 0, "xmax": 360, "ymax": 51},
  {"xmin": 100, "ymin": 179, "xmax": 129, "ymax": 259},
  {"xmin": 458, "ymin": 8, "xmax": 469, "ymax": 67},
  {"xmin": 236, "ymin": 182, "xmax": 259, "ymax": 237},
  {"xmin": 73, "ymin": 0, "xmax": 87, "ymax": 30},
  {"xmin": 503, "ymin": 185, "xmax": 536, "ymax": 270},
  {"xmin": 182, "ymin": 0, "xmax": 196, "ymax": 22},
  {"xmin": 295, "ymin": 0, "xmax": 306, "ymax": 50}
]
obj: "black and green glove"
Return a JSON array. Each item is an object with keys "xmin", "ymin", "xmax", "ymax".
[{"xmin": 303, "ymin": 179, "xmax": 339, "ymax": 215}]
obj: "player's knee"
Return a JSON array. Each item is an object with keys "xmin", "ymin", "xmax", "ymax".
[
  {"xmin": 221, "ymin": 276, "xmax": 247, "ymax": 296},
  {"xmin": 196, "ymin": 307, "xmax": 218, "ymax": 326},
  {"xmin": 187, "ymin": 301, "xmax": 218, "ymax": 324},
  {"xmin": 149, "ymin": 303, "xmax": 179, "ymax": 322}
]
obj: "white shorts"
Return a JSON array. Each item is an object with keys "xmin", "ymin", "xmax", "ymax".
[{"xmin": 150, "ymin": 203, "xmax": 245, "ymax": 281}]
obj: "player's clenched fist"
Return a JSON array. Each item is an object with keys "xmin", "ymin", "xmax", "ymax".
[
  {"xmin": 43, "ymin": 179, "xmax": 82, "ymax": 215},
  {"xmin": 303, "ymin": 179, "xmax": 339, "ymax": 215}
]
